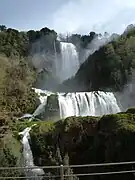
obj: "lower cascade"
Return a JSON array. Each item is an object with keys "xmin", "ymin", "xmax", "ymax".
[
  {"xmin": 19, "ymin": 125, "xmax": 44, "ymax": 179},
  {"xmin": 58, "ymin": 92, "xmax": 120, "ymax": 118},
  {"xmin": 34, "ymin": 89, "xmax": 121, "ymax": 119},
  {"xmin": 19, "ymin": 89, "xmax": 120, "ymax": 178}
]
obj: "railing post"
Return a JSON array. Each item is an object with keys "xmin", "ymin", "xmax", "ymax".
[{"xmin": 60, "ymin": 165, "xmax": 64, "ymax": 180}]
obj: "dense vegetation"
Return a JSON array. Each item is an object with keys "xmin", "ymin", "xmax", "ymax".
[
  {"xmin": 1, "ymin": 24, "xmax": 135, "ymax": 179},
  {"xmin": 0, "ymin": 24, "xmax": 114, "ymax": 113},
  {"xmin": 29, "ymin": 109, "xmax": 135, "ymax": 180},
  {"xmin": 0, "ymin": 25, "xmax": 60, "ymax": 114},
  {"xmin": 0, "ymin": 25, "xmax": 62, "ymax": 178},
  {"xmin": 1, "ymin": 24, "xmax": 135, "ymax": 95},
  {"xmin": 61, "ymin": 24, "xmax": 135, "ymax": 92},
  {"xmin": 0, "ymin": 108, "xmax": 134, "ymax": 179}
]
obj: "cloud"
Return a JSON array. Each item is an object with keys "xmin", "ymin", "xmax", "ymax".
[{"xmin": 50, "ymin": 0, "xmax": 135, "ymax": 34}]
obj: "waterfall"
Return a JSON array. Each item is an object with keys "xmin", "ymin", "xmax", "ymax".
[
  {"xmin": 19, "ymin": 126, "xmax": 44, "ymax": 179},
  {"xmin": 56, "ymin": 42, "xmax": 80, "ymax": 82},
  {"xmin": 33, "ymin": 89, "xmax": 120, "ymax": 119},
  {"xmin": 58, "ymin": 92, "xmax": 120, "ymax": 119},
  {"xmin": 32, "ymin": 88, "xmax": 54, "ymax": 118}
]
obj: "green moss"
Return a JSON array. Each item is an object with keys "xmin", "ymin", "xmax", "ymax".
[
  {"xmin": 100, "ymin": 113, "xmax": 135, "ymax": 132},
  {"xmin": 27, "ymin": 112, "xmax": 135, "ymax": 180},
  {"xmin": 10, "ymin": 119, "xmax": 39, "ymax": 140},
  {"xmin": 28, "ymin": 116, "xmax": 100, "ymax": 169},
  {"xmin": 63, "ymin": 116, "xmax": 99, "ymax": 133},
  {"xmin": 126, "ymin": 107, "xmax": 135, "ymax": 114},
  {"xmin": 3, "ymin": 110, "xmax": 135, "ymax": 179},
  {"xmin": 31, "ymin": 120, "xmax": 55, "ymax": 135},
  {"xmin": 12, "ymin": 120, "xmax": 36, "ymax": 132}
]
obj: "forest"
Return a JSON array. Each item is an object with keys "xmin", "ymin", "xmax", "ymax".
[
  {"xmin": 1, "ymin": 24, "xmax": 135, "ymax": 179},
  {"xmin": 62, "ymin": 24, "xmax": 135, "ymax": 92}
]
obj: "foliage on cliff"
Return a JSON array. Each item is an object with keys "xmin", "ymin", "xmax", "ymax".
[
  {"xmin": 63, "ymin": 24, "xmax": 135, "ymax": 92},
  {"xmin": 0, "ymin": 114, "xmax": 24, "ymax": 177},
  {"xmin": 24, "ymin": 110, "xmax": 135, "ymax": 180},
  {"xmin": 0, "ymin": 132, "xmax": 23, "ymax": 177},
  {"xmin": 0, "ymin": 55, "xmax": 38, "ymax": 114},
  {"xmin": 0, "ymin": 25, "xmax": 59, "ymax": 115},
  {"xmin": 1, "ymin": 109, "xmax": 135, "ymax": 179},
  {"xmin": 0, "ymin": 26, "xmax": 58, "ymax": 58}
]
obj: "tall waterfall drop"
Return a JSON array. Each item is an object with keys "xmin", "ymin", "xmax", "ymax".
[
  {"xmin": 56, "ymin": 42, "xmax": 80, "ymax": 82},
  {"xmin": 33, "ymin": 89, "xmax": 121, "ymax": 119}
]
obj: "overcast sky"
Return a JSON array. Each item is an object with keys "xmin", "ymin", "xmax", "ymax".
[{"xmin": 0, "ymin": 0, "xmax": 135, "ymax": 34}]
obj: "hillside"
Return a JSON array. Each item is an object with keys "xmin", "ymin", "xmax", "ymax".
[
  {"xmin": 1, "ymin": 24, "xmax": 135, "ymax": 179},
  {"xmin": 1, "ymin": 109, "xmax": 135, "ymax": 179},
  {"xmin": 61, "ymin": 25, "xmax": 135, "ymax": 92},
  {"xmin": 0, "ymin": 26, "xmax": 59, "ymax": 115}
]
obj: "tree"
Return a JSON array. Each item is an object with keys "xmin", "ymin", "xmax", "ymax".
[
  {"xmin": 0, "ymin": 25, "xmax": 7, "ymax": 31},
  {"xmin": 72, "ymin": 26, "xmax": 135, "ymax": 91},
  {"xmin": 89, "ymin": 31, "xmax": 96, "ymax": 39}
]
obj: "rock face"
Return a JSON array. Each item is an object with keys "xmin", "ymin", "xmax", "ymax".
[
  {"xmin": 44, "ymin": 94, "xmax": 60, "ymax": 120},
  {"xmin": 28, "ymin": 109, "xmax": 135, "ymax": 180},
  {"xmin": 1, "ymin": 109, "xmax": 135, "ymax": 179}
]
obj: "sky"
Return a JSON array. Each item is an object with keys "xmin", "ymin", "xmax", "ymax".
[{"xmin": 0, "ymin": 0, "xmax": 135, "ymax": 34}]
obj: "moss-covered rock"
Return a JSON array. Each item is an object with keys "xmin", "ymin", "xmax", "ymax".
[
  {"xmin": 3, "ymin": 109, "xmax": 135, "ymax": 179},
  {"xmin": 28, "ymin": 112, "xmax": 135, "ymax": 180},
  {"xmin": 126, "ymin": 107, "xmax": 135, "ymax": 114},
  {"xmin": 99, "ymin": 113, "xmax": 135, "ymax": 132},
  {"xmin": 29, "ymin": 116, "xmax": 99, "ymax": 178}
]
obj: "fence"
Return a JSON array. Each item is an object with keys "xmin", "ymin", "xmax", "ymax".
[{"xmin": 0, "ymin": 161, "xmax": 135, "ymax": 179}]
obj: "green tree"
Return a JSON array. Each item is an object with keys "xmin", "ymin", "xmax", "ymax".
[{"xmin": 0, "ymin": 25, "xmax": 7, "ymax": 31}]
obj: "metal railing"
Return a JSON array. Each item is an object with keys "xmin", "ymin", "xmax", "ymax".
[{"xmin": 0, "ymin": 161, "xmax": 135, "ymax": 179}]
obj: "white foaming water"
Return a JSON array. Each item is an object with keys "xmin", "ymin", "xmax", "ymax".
[
  {"xmin": 19, "ymin": 126, "xmax": 44, "ymax": 179},
  {"xmin": 58, "ymin": 92, "xmax": 120, "ymax": 119},
  {"xmin": 33, "ymin": 89, "xmax": 120, "ymax": 119},
  {"xmin": 32, "ymin": 88, "xmax": 54, "ymax": 118},
  {"xmin": 56, "ymin": 42, "xmax": 80, "ymax": 82},
  {"xmin": 33, "ymin": 98, "xmax": 48, "ymax": 118}
]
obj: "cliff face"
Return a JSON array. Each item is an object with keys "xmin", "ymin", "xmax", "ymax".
[
  {"xmin": 60, "ymin": 27, "xmax": 135, "ymax": 93},
  {"xmin": 28, "ymin": 109, "xmax": 135, "ymax": 179},
  {"xmin": 1, "ymin": 109, "xmax": 135, "ymax": 179}
]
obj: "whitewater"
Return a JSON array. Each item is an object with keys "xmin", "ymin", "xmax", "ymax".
[
  {"xmin": 20, "ymin": 41, "xmax": 121, "ymax": 178},
  {"xmin": 33, "ymin": 89, "xmax": 120, "ymax": 119},
  {"xmin": 19, "ymin": 125, "xmax": 44, "ymax": 179},
  {"xmin": 55, "ymin": 42, "xmax": 80, "ymax": 82},
  {"xmin": 32, "ymin": 41, "xmax": 121, "ymax": 119}
]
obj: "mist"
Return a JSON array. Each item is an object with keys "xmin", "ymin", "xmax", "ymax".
[
  {"xmin": 116, "ymin": 71, "xmax": 135, "ymax": 111},
  {"xmin": 80, "ymin": 33, "xmax": 112, "ymax": 64},
  {"xmin": 30, "ymin": 29, "xmax": 119, "ymax": 92}
]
